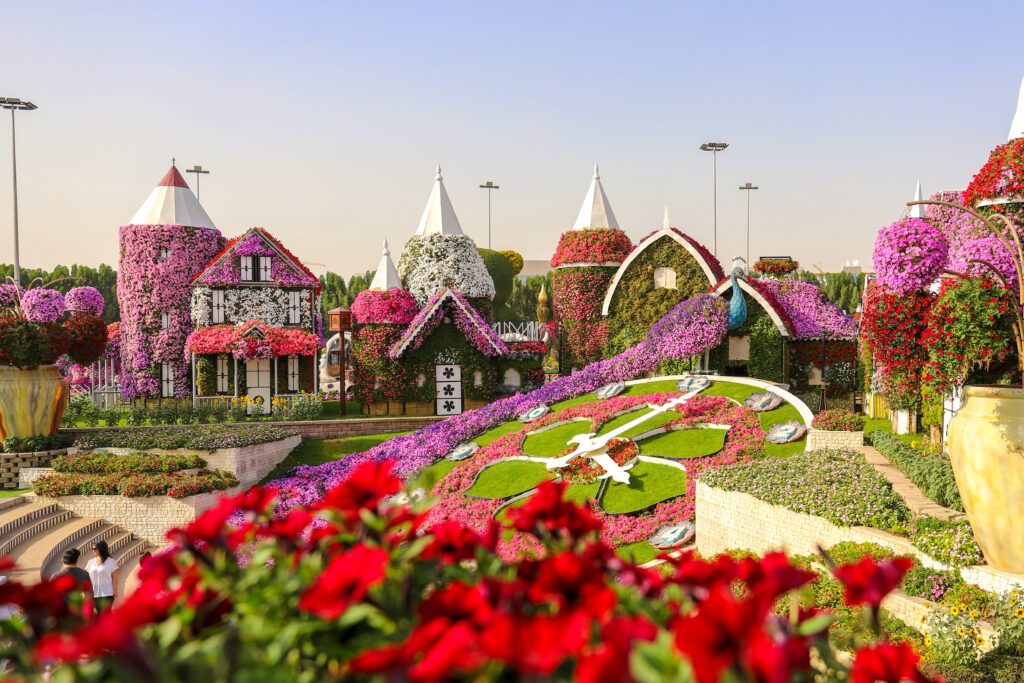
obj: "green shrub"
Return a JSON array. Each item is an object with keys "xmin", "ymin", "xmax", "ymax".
[
  {"xmin": 72, "ymin": 424, "xmax": 295, "ymax": 452},
  {"xmin": 700, "ymin": 449, "xmax": 912, "ymax": 533},
  {"xmin": 825, "ymin": 541, "xmax": 896, "ymax": 566},
  {"xmin": 870, "ymin": 432, "xmax": 963, "ymax": 511},
  {"xmin": 1, "ymin": 434, "xmax": 71, "ymax": 453},
  {"xmin": 285, "ymin": 394, "xmax": 323, "ymax": 421},
  {"xmin": 911, "ymin": 517, "xmax": 985, "ymax": 568},
  {"xmin": 33, "ymin": 470, "xmax": 237, "ymax": 498},
  {"xmin": 52, "ymin": 452, "xmax": 206, "ymax": 474},
  {"xmin": 901, "ymin": 564, "xmax": 961, "ymax": 602}
]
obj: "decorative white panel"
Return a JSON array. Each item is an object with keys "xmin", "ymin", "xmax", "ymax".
[{"xmin": 435, "ymin": 365, "xmax": 461, "ymax": 382}]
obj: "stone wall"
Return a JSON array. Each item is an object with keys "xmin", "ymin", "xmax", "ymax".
[
  {"xmin": 695, "ymin": 481, "xmax": 1024, "ymax": 595},
  {"xmin": 1, "ymin": 449, "xmax": 64, "ymax": 489},
  {"xmin": 806, "ymin": 429, "xmax": 864, "ymax": 450},
  {"xmin": 37, "ymin": 488, "xmax": 238, "ymax": 545},
  {"xmin": 61, "ymin": 416, "xmax": 441, "ymax": 442},
  {"xmin": 18, "ymin": 466, "xmax": 53, "ymax": 489}
]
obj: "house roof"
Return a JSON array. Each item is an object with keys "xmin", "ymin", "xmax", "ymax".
[
  {"xmin": 191, "ymin": 227, "xmax": 321, "ymax": 293},
  {"xmin": 415, "ymin": 166, "xmax": 464, "ymax": 236},
  {"xmin": 389, "ymin": 288, "xmax": 508, "ymax": 359},
  {"xmin": 128, "ymin": 163, "xmax": 217, "ymax": 230},
  {"xmin": 573, "ymin": 165, "xmax": 619, "ymax": 230},
  {"xmin": 368, "ymin": 238, "xmax": 403, "ymax": 290},
  {"xmin": 601, "ymin": 227, "xmax": 724, "ymax": 316}
]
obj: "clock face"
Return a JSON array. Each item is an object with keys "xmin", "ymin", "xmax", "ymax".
[
  {"xmin": 446, "ymin": 442, "xmax": 480, "ymax": 461},
  {"xmin": 595, "ymin": 382, "xmax": 626, "ymax": 400},
  {"xmin": 519, "ymin": 404, "xmax": 550, "ymax": 422}
]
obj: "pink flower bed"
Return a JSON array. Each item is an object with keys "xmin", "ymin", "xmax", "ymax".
[
  {"xmin": 550, "ymin": 229, "xmax": 633, "ymax": 267},
  {"xmin": 185, "ymin": 320, "xmax": 320, "ymax": 359},
  {"xmin": 754, "ymin": 279, "xmax": 857, "ymax": 340},
  {"xmin": 351, "ymin": 288, "xmax": 418, "ymax": 325}
]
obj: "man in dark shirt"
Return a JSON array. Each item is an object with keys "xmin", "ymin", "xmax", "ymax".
[{"xmin": 54, "ymin": 548, "xmax": 91, "ymax": 598}]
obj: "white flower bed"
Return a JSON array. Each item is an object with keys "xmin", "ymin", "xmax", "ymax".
[
  {"xmin": 397, "ymin": 234, "xmax": 495, "ymax": 305},
  {"xmin": 191, "ymin": 286, "xmax": 319, "ymax": 328}
]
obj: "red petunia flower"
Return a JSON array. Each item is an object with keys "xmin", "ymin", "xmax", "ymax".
[
  {"xmin": 832, "ymin": 556, "xmax": 913, "ymax": 609},
  {"xmin": 316, "ymin": 460, "xmax": 402, "ymax": 520},
  {"xmin": 506, "ymin": 480, "xmax": 601, "ymax": 541},
  {"xmin": 850, "ymin": 642, "xmax": 935, "ymax": 683},
  {"xmin": 576, "ymin": 614, "xmax": 657, "ymax": 683},
  {"xmin": 480, "ymin": 610, "xmax": 590, "ymax": 674},
  {"xmin": 297, "ymin": 543, "xmax": 389, "ymax": 620},
  {"xmin": 421, "ymin": 520, "xmax": 498, "ymax": 564}
]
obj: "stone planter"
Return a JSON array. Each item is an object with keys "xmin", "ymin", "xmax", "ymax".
[
  {"xmin": 947, "ymin": 385, "xmax": 1024, "ymax": 573},
  {"xmin": 0, "ymin": 365, "xmax": 69, "ymax": 440},
  {"xmin": 806, "ymin": 429, "xmax": 864, "ymax": 450}
]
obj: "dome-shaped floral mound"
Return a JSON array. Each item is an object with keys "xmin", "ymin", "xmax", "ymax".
[
  {"xmin": 351, "ymin": 288, "xmax": 419, "ymax": 325},
  {"xmin": 964, "ymin": 137, "xmax": 1024, "ymax": 207},
  {"xmin": 550, "ymin": 228, "xmax": 632, "ymax": 267},
  {"xmin": 21, "ymin": 288, "xmax": 66, "ymax": 323},
  {"xmin": 64, "ymin": 286, "xmax": 105, "ymax": 317},
  {"xmin": 397, "ymin": 234, "xmax": 495, "ymax": 306},
  {"xmin": 949, "ymin": 233, "xmax": 1019, "ymax": 292},
  {"xmin": 873, "ymin": 217, "xmax": 948, "ymax": 295}
]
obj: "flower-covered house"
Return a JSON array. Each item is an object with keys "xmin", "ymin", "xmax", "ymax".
[{"xmin": 184, "ymin": 227, "xmax": 322, "ymax": 413}]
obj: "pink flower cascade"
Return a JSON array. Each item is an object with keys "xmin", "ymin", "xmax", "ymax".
[
  {"xmin": 550, "ymin": 229, "xmax": 633, "ymax": 267},
  {"xmin": 21, "ymin": 288, "xmax": 66, "ymax": 323},
  {"xmin": 755, "ymin": 279, "xmax": 857, "ymax": 340},
  {"xmin": 64, "ymin": 286, "xmax": 105, "ymax": 317},
  {"xmin": 949, "ymin": 233, "xmax": 1019, "ymax": 292},
  {"xmin": 351, "ymin": 288, "xmax": 418, "ymax": 325},
  {"xmin": 185, "ymin": 320, "xmax": 320, "ymax": 360},
  {"xmin": 873, "ymin": 217, "xmax": 949, "ymax": 295},
  {"xmin": 389, "ymin": 289, "xmax": 508, "ymax": 359},
  {"xmin": 118, "ymin": 224, "xmax": 225, "ymax": 398},
  {"xmin": 925, "ymin": 191, "xmax": 987, "ymax": 256}
]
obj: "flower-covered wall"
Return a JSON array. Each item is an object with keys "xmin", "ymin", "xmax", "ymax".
[
  {"xmin": 117, "ymin": 224, "xmax": 224, "ymax": 398},
  {"xmin": 191, "ymin": 287, "xmax": 321, "ymax": 329}
]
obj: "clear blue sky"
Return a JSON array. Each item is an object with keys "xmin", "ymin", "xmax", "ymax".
[{"xmin": 3, "ymin": 1, "xmax": 1024, "ymax": 276}]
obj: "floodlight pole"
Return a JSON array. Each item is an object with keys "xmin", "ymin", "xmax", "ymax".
[
  {"xmin": 479, "ymin": 181, "xmax": 499, "ymax": 249},
  {"xmin": 1, "ymin": 98, "xmax": 37, "ymax": 286},
  {"xmin": 739, "ymin": 182, "xmax": 759, "ymax": 266},
  {"xmin": 700, "ymin": 142, "xmax": 729, "ymax": 258},
  {"xmin": 186, "ymin": 165, "xmax": 210, "ymax": 199}
]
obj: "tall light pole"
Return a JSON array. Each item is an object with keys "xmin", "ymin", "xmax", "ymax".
[
  {"xmin": 479, "ymin": 181, "xmax": 499, "ymax": 249},
  {"xmin": 186, "ymin": 165, "xmax": 210, "ymax": 199},
  {"xmin": 0, "ymin": 98, "xmax": 37, "ymax": 286},
  {"xmin": 700, "ymin": 142, "xmax": 729, "ymax": 258},
  {"xmin": 739, "ymin": 182, "xmax": 758, "ymax": 266}
]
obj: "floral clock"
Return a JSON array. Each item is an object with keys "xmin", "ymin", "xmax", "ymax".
[
  {"xmin": 519, "ymin": 405, "xmax": 550, "ymax": 422},
  {"xmin": 594, "ymin": 382, "xmax": 626, "ymax": 400}
]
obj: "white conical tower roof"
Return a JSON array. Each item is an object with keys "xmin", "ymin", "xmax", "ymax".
[
  {"xmin": 128, "ymin": 164, "xmax": 216, "ymax": 229},
  {"xmin": 662, "ymin": 206, "xmax": 671, "ymax": 230},
  {"xmin": 368, "ymin": 238, "xmax": 403, "ymax": 290},
  {"xmin": 1009, "ymin": 76, "xmax": 1024, "ymax": 141},
  {"xmin": 573, "ymin": 165, "xmax": 620, "ymax": 230},
  {"xmin": 415, "ymin": 165, "xmax": 464, "ymax": 236},
  {"xmin": 909, "ymin": 180, "xmax": 926, "ymax": 219}
]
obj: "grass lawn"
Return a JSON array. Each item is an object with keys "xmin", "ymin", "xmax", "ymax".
[
  {"xmin": 599, "ymin": 461, "xmax": 687, "ymax": 514},
  {"xmin": 0, "ymin": 489, "xmax": 27, "ymax": 498},
  {"xmin": 410, "ymin": 459, "xmax": 459, "ymax": 491},
  {"xmin": 621, "ymin": 379, "xmax": 680, "ymax": 397},
  {"xmin": 638, "ymin": 428, "xmax": 726, "ymax": 458},
  {"xmin": 564, "ymin": 481, "xmax": 601, "ymax": 503},
  {"xmin": 758, "ymin": 402, "xmax": 805, "ymax": 430},
  {"xmin": 703, "ymin": 381, "xmax": 759, "ymax": 403},
  {"xmin": 466, "ymin": 460, "xmax": 554, "ymax": 499},
  {"xmin": 764, "ymin": 438, "xmax": 807, "ymax": 458},
  {"xmin": 258, "ymin": 431, "xmax": 410, "ymax": 485},
  {"xmin": 474, "ymin": 420, "xmax": 525, "ymax": 446},
  {"xmin": 616, "ymin": 540, "xmax": 659, "ymax": 564},
  {"xmin": 596, "ymin": 409, "xmax": 679, "ymax": 439},
  {"xmin": 521, "ymin": 422, "xmax": 591, "ymax": 457}
]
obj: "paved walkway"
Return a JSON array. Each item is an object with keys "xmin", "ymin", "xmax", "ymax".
[{"xmin": 856, "ymin": 445, "xmax": 965, "ymax": 521}]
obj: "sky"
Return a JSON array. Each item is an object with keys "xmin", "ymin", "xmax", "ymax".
[{"xmin": 3, "ymin": 1, "xmax": 1024, "ymax": 277}]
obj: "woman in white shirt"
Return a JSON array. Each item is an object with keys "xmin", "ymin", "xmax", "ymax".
[{"xmin": 85, "ymin": 540, "xmax": 118, "ymax": 612}]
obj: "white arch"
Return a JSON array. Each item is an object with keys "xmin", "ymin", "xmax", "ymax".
[{"xmin": 601, "ymin": 228, "xmax": 721, "ymax": 316}]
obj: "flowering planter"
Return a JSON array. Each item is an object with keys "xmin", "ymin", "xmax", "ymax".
[
  {"xmin": 0, "ymin": 365, "xmax": 69, "ymax": 440},
  {"xmin": 947, "ymin": 386, "xmax": 1024, "ymax": 573}
]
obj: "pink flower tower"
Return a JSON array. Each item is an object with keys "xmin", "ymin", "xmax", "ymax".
[{"xmin": 117, "ymin": 164, "xmax": 224, "ymax": 398}]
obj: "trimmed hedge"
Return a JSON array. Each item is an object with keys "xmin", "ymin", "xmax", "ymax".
[
  {"xmin": 32, "ymin": 470, "xmax": 238, "ymax": 499},
  {"xmin": 72, "ymin": 424, "xmax": 296, "ymax": 452},
  {"xmin": 52, "ymin": 452, "xmax": 206, "ymax": 474},
  {"xmin": 2, "ymin": 434, "xmax": 71, "ymax": 453},
  {"xmin": 869, "ymin": 432, "xmax": 964, "ymax": 512}
]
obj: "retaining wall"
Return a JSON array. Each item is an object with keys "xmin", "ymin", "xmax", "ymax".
[
  {"xmin": 806, "ymin": 429, "xmax": 864, "ymax": 450},
  {"xmin": 1, "ymin": 449, "xmax": 65, "ymax": 489}
]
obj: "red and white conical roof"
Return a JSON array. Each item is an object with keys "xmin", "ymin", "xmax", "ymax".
[{"xmin": 128, "ymin": 164, "xmax": 216, "ymax": 229}]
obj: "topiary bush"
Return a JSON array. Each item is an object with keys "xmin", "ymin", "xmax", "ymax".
[{"xmin": 478, "ymin": 248, "xmax": 515, "ymax": 311}]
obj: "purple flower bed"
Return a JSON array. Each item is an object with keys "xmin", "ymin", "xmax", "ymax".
[
  {"xmin": 21, "ymin": 288, "xmax": 66, "ymax": 323},
  {"xmin": 266, "ymin": 293, "xmax": 728, "ymax": 511},
  {"xmin": 755, "ymin": 279, "xmax": 857, "ymax": 339}
]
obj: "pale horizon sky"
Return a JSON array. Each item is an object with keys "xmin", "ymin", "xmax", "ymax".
[{"xmin": 3, "ymin": 1, "xmax": 1024, "ymax": 277}]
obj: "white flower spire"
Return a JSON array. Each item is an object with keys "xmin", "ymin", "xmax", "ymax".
[
  {"xmin": 369, "ymin": 238, "xmax": 403, "ymax": 290},
  {"xmin": 415, "ymin": 165, "xmax": 464, "ymax": 236},
  {"xmin": 572, "ymin": 164, "xmax": 620, "ymax": 230}
]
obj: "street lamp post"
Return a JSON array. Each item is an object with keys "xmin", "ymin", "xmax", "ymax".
[
  {"xmin": 700, "ymin": 142, "xmax": 729, "ymax": 258},
  {"xmin": 185, "ymin": 165, "xmax": 210, "ymax": 199},
  {"xmin": 479, "ymin": 181, "xmax": 499, "ymax": 249},
  {"xmin": 738, "ymin": 182, "xmax": 758, "ymax": 266},
  {"xmin": 0, "ymin": 98, "xmax": 38, "ymax": 286}
]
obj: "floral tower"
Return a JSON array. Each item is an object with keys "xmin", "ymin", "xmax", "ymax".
[
  {"xmin": 549, "ymin": 165, "xmax": 632, "ymax": 368},
  {"xmin": 117, "ymin": 164, "xmax": 224, "ymax": 398}
]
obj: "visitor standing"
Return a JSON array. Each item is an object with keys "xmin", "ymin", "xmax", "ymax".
[
  {"xmin": 54, "ymin": 548, "xmax": 91, "ymax": 602},
  {"xmin": 85, "ymin": 541, "xmax": 118, "ymax": 612}
]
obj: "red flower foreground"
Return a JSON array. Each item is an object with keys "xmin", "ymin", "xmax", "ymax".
[{"xmin": 0, "ymin": 464, "xmax": 940, "ymax": 682}]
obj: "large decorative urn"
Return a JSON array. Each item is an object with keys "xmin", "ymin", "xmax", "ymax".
[
  {"xmin": 946, "ymin": 385, "xmax": 1024, "ymax": 572},
  {"xmin": 0, "ymin": 365, "xmax": 69, "ymax": 440}
]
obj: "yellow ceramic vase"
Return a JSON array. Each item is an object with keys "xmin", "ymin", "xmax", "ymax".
[
  {"xmin": 947, "ymin": 385, "xmax": 1024, "ymax": 573},
  {"xmin": 0, "ymin": 365, "xmax": 69, "ymax": 440}
]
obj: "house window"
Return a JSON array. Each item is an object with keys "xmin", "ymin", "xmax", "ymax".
[
  {"xmin": 258, "ymin": 256, "xmax": 272, "ymax": 281},
  {"xmin": 653, "ymin": 267, "xmax": 677, "ymax": 290},
  {"xmin": 240, "ymin": 256, "xmax": 254, "ymax": 281},
  {"xmin": 212, "ymin": 289, "xmax": 226, "ymax": 324},
  {"xmin": 161, "ymin": 363, "xmax": 175, "ymax": 398},
  {"xmin": 287, "ymin": 355, "xmax": 300, "ymax": 392},
  {"xmin": 216, "ymin": 354, "xmax": 229, "ymax": 393},
  {"xmin": 159, "ymin": 246, "xmax": 171, "ymax": 260},
  {"xmin": 287, "ymin": 291, "xmax": 301, "ymax": 325},
  {"xmin": 473, "ymin": 370, "xmax": 483, "ymax": 386},
  {"xmin": 161, "ymin": 312, "xmax": 170, "ymax": 329},
  {"xmin": 503, "ymin": 368, "xmax": 521, "ymax": 387}
]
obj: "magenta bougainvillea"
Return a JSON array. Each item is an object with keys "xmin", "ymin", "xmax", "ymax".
[
  {"xmin": 550, "ymin": 229, "xmax": 633, "ymax": 267},
  {"xmin": 754, "ymin": 279, "xmax": 857, "ymax": 340},
  {"xmin": 873, "ymin": 217, "xmax": 948, "ymax": 295},
  {"xmin": 21, "ymin": 288, "xmax": 66, "ymax": 323},
  {"xmin": 118, "ymin": 224, "xmax": 224, "ymax": 398},
  {"xmin": 389, "ymin": 289, "xmax": 508, "ymax": 360},
  {"xmin": 352, "ymin": 324, "xmax": 409, "ymax": 403},
  {"xmin": 351, "ymin": 288, "xmax": 418, "ymax": 325},
  {"xmin": 185, "ymin": 320, "xmax": 320, "ymax": 360},
  {"xmin": 63, "ymin": 286, "xmax": 105, "ymax": 317}
]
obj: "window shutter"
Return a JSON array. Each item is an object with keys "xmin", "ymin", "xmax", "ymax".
[
  {"xmin": 287, "ymin": 291, "xmax": 301, "ymax": 324},
  {"xmin": 288, "ymin": 355, "xmax": 300, "ymax": 392},
  {"xmin": 216, "ymin": 355, "xmax": 229, "ymax": 393},
  {"xmin": 212, "ymin": 290, "xmax": 225, "ymax": 324},
  {"xmin": 161, "ymin": 363, "xmax": 175, "ymax": 398},
  {"xmin": 259, "ymin": 256, "xmax": 272, "ymax": 282},
  {"xmin": 161, "ymin": 312, "xmax": 170, "ymax": 329},
  {"xmin": 241, "ymin": 257, "xmax": 253, "ymax": 281}
]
